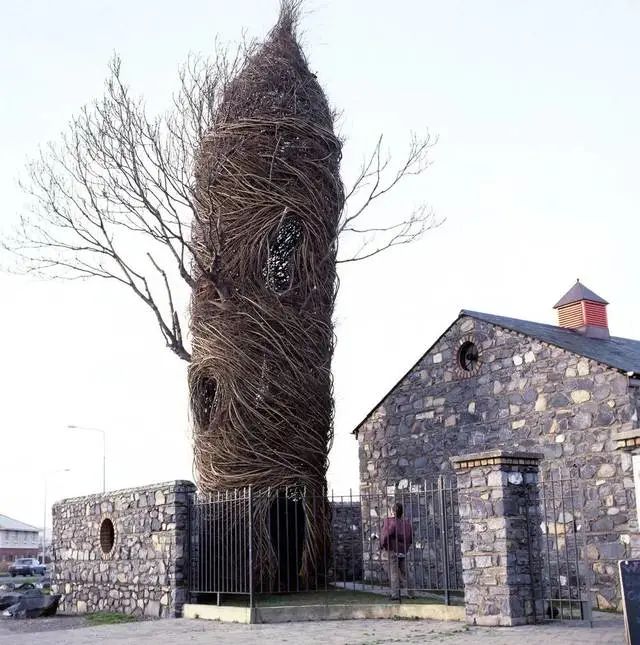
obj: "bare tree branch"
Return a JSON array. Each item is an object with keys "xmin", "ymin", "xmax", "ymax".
[
  {"xmin": 2, "ymin": 53, "xmax": 249, "ymax": 361},
  {"xmin": 337, "ymin": 132, "xmax": 441, "ymax": 263}
]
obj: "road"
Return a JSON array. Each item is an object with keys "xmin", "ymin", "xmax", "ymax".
[{"xmin": 0, "ymin": 614, "xmax": 625, "ymax": 645}]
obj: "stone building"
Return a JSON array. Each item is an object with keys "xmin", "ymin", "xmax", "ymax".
[{"xmin": 354, "ymin": 281, "xmax": 640, "ymax": 610}]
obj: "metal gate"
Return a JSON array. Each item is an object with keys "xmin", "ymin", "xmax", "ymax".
[
  {"xmin": 359, "ymin": 477, "xmax": 463, "ymax": 604},
  {"xmin": 189, "ymin": 488, "xmax": 253, "ymax": 604},
  {"xmin": 529, "ymin": 470, "xmax": 592, "ymax": 622}
]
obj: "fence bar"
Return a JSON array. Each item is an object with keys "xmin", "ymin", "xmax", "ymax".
[
  {"xmin": 323, "ymin": 487, "xmax": 329, "ymax": 593},
  {"xmin": 558, "ymin": 478, "xmax": 573, "ymax": 617},
  {"xmin": 541, "ymin": 477, "xmax": 553, "ymax": 618},
  {"xmin": 248, "ymin": 487, "xmax": 254, "ymax": 610},
  {"xmin": 430, "ymin": 481, "xmax": 438, "ymax": 591},
  {"xmin": 523, "ymin": 480, "xmax": 538, "ymax": 624},
  {"xmin": 549, "ymin": 472, "xmax": 565, "ymax": 618},
  {"xmin": 568, "ymin": 479, "xmax": 583, "ymax": 619},
  {"xmin": 314, "ymin": 491, "xmax": 319, "ymax": 592},
  {"xmin": 438, "ymin": 476, "xmax": 451, "ymax": 605}
]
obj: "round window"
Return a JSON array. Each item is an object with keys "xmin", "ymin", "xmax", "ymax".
[
  {"xmin": 99, "ymin": 518, "xmax": 115, "ymax": 554},
  {"xmin": 458, "ymin": 341, "xmax": 479, "ymax": 372}
]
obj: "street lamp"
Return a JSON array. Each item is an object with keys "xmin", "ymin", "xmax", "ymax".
[
  {"xmin": 43, "ymin": 468, "xmax": 71, "ymax": 565},
  {"xmin": 66, "ymin": 425, "xmax": 106, "ymax": 493}
]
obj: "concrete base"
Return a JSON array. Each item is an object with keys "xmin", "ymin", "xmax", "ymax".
[
  {"xmin": 183, "ymin": 604, "xmax": 253, "ymax": 623},
  {"xmin": 471, "ymin": 615, "xmax": 533, "ymax": 627},
  {"xmin": 183, "ymin": 602, "xmax": 464, "ymax": 624}
]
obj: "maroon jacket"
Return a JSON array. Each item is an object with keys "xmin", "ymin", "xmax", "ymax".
[{"xmin": 381, "ymin": 517, "xmax": 413, "ymax": 555}]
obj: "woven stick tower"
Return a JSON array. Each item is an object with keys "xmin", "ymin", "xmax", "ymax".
[{"xmin": 189, "ymin": 2, "xmax": 344, "ymax": 587}]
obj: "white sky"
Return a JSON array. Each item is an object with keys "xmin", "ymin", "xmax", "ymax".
[{"xmin": 1, "ymin": 0, "xmax": 639, "ymax": 535}]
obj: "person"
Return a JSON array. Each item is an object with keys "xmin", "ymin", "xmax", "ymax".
[{"xmin": 380, "ymin": 502, "xmax": 414, "ymax": 601}]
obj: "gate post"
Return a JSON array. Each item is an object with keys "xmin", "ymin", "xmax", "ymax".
[{"xmin": 451, "ymin": 450, "xmax": 543, "ymax": 626}]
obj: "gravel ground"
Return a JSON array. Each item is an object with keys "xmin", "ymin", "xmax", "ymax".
[
  {"xmin": 0, "ymin": 615, "xmax": 89, "ymax": 636},
  {"xmin": 0, "ymin": 613, "xmax": 625, "ymax": 645}
]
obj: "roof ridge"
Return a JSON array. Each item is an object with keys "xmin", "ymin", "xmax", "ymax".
[
  {"xmin": 461, "ymin": 309, "xmax": 559, "ymax": 330},
  {"xmin": 0, "ymin": 513, "xmax": 40, "ymax": 531},
  {"xmin": 462, "ymin": 310, "xmax": 639, "ymax": 373},
  {"xmin": 460, "ymin": 308, "xmax": 640, "ymax": 343}
]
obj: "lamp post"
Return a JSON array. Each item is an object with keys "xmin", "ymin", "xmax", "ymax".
[
  {"xmin": 66, "ymin": 425, "xmax": 106, "ymax": 493},
  {"xmin": 43, "ymin": 469, "xmax": 71, "ymax": 565}
]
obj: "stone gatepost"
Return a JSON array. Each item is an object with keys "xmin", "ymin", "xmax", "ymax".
[{"xmin": 451, "ymin": 450, "xmax": 543, "ymax": 626}]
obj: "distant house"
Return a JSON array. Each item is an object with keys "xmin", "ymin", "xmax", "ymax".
[{"xmin": 0, "ymin": 514, "xmax": 41, "ymax": 562}]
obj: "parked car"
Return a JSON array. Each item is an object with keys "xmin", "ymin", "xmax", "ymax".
[{"xmin": 8, "ymin": 558, "xmax": 46, "ymax": 577}]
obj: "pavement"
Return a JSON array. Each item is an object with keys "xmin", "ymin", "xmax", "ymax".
[{"xmin": 0, "ymin": 613, "xmax": 625, "ymax": 645}]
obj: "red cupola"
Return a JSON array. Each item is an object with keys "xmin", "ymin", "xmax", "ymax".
[{"xmin": 553, "ymin": 280, "xmax": 609, "ymax": 339}]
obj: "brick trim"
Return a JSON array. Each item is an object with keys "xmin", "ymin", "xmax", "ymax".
[
  {"xmin": 451, "ymin": 450, "xmax": 543, "ymax": 470},
  {"xmin": 615, "ymin": 430, "xmax": 640, "ymax": 451},
  {"xmin": 454, "ymin": 334, "xmax": 482, "ymax": 379}
]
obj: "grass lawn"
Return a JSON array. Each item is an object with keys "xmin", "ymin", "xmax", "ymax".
[
  {"xmin": 205, "ymin": 589, "xmax": 462, "ymax": 607},
  {"xmin": 84, "ymin": 612, "xmax": 137, "ymax": 626}
]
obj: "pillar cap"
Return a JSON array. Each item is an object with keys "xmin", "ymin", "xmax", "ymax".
[
  {"xmin": 614, "ymin": 429, "xmax": 640, "ymax": 451},
  {"xmin": 451, "ymin": 450, "xmax": 544, "ymax": 470}
]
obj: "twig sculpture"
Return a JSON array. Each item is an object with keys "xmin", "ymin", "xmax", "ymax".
[{"xmin": 189, "ymin": 2, "xmax": 342, "ymax": 585}]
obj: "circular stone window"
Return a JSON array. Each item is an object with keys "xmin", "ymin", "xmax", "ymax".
[
  {"xmin": 99, "ymin": 518, "xmax": 115, "ymax": 554},
  {"xmin": 458, "ymin": 341, "xmax": 480, "ymax": 372}
]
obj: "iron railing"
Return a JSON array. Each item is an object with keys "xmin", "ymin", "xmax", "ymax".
[
  {"xmin": 359, "ymin": 477, "xmax": 462, "ymax": 604},
  {"xmin": 190, "ymin": 487, "xmax": 253, "ymax": 602},
  {"xmin": 188, "ymin": 478, "xmax": 463, "ymax": 606},
  {"xmin": 529, "ymin": 469, "xmax": 592, "ymax": 623}
]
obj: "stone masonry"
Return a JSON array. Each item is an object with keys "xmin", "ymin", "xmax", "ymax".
[
  {"xmin": 452, "ymin": 450, "xmax": 543, "ymax": 626},
  {"xmin": 357, "ymin": 313, "xmax": 640, "ymax": 609},
  {"xmin": 52, "ymin": 480, "xmax": 195, "ymax": 618},
  {"xmin": 331, "ymin": 501, "xmax": 363, "ymax": 582}
]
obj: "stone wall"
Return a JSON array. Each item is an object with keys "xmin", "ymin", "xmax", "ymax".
[
  {"xmin": 358, "ymin": 314, "xmax": 639, "ymax": 609},
  {"xmin": 331, "ymin": 501, "xmax": 362, "ymax": 582},
  {"xmin": 52, "ymin": 480, "xmax": 195, "ymax": 618}
]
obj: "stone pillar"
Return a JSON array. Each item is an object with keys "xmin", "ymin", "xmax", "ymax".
[{"xmin": 451, "ymin": 450, "xmax": 543, "ymax": 626}]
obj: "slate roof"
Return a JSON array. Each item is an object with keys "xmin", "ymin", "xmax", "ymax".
[
  {"xmin": 462, "ymin": 310, "xmax": 640, "ymax": 374},
  {"xmin": 0, "ymin": 514, "xmax": 40, "ymax": 533},
  {"xmin": 553, "ymin": 281, "xmax": 608, "ymax": 308}
]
